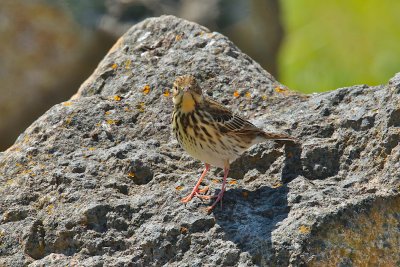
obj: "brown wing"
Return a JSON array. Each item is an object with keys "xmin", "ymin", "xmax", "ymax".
[
  {"xmin": 203, "ymin": 97, "xmax": 295, "ymax": 142},
  {"xmin": 203, "ymin": 97, "xmax": 264, "ymax": 136}
]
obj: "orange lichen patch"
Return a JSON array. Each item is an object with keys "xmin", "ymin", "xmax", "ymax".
[
  {"xmin": 21, "ymin": 169, "xmax": 33, "ymax": 175},
  {"xmin": 106, "ymin": 119, "xmax": 119, "ymax": 125},
  {"xmin": 175, "ymin": 34, "xmax": 183, "ymax": 41},
  {"xmin": 271, "ymin": 182, "xmax": 283, "ymax": 188},
  {"xmin": 16, "ymin": 163, "xmax": 23, "ymax": 168},
  {"xmin": 245, "ymin": 92, "xmax": 252, "ymax": 99},
  {"xmin": 228, "ymin": 179, "xmax": 237, "ymax": 185},
  {"xmin": 175, "ymin": 185, "xmax": 184, "ymax": 191},
  {"xmin": 242, "ymin": 191, "xmax": 249, "ymax": 198},
  {"xmin": 113, "ymin": 95, "xmax": 121, "ymax": 101},
  {"xmin": 261, "ymin": 95, "xmax": 268, "ymax": 101},
  {"xmin": 127, "ymin": 172, "xmax": 135, "ymax": 178},
  {"xmin": 65, "ymin": 115, "xmax": 74, "ymax": 125},
  {"xmin": 143, "ymin": 85, "xmax": 150, "ymax": 95},
  {"xmin": 275, "ymin": 86, "xmax": 287, "ymax": 93},
  {"xmin": 125, "ymin": 59, "xmax": 131, "ymax": 70},
  {"xmin": 136, "ymin": 102, "xmax": 145, "ymax": 112},
  {"xmin": 88, "ymin": 147, "xmax": 95, "ymax": 151},
  {"xmin": 111, "ymin": 63, "xmax": 118, "ymax": 70},
  {"xmin": 46, "ymin": 204, "xmax": 55, "ymax": 215},
  {"xmin": 212, "ymin": 179, "xmax": 219, "ymax": 184},
  {"xmin": 163, "ymin": 89, "xmax": 170, "ymax": 97},
  {"xmin": 105, "ymin": 111, "xmax": 111, "ymax": 115},
  {"xmin": 299, "ymin": 225, "xmax": 311, "ymax": 234},
  {"xmin": 62, "ymin": 101, "xmax": 72, "ymax": 107},
  {"xmin": 233, "ymin": 91, "xmax": 240, "ymax": 98},
  {"xmin": 180, "ymin": 226, "xmax": 188, "ymax": 234}
]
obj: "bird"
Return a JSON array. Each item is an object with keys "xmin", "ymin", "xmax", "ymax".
[{"xmin": 171, "ymin": 75, "xmax": 294, "ymax": 212}]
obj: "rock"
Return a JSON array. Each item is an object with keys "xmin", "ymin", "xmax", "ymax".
[
  {"xmin": 0, "ymin": 15, "xmax": 399, "ymax": 266},
  {"xmin": 0, "ymin": 0, "xmax": 115, "ymax": 150},
  {"xmin": 0, "ymin": 0, "xmax": 282, "ymax": 151}
]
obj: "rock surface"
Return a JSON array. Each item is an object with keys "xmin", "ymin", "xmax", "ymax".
[
  {"xmin": 0, "ymin": 0, "xmax": 115, "ymax": 150},
  {"xmin": 1, "ymin": 15, "xmax": 400, "ymax": 266}
]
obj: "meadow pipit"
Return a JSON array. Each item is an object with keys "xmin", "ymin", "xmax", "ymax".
[{"xmin": 172, "ymin": 75, "xmax": 294, "ymax": 212}]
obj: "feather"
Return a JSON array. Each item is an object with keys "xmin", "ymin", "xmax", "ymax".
[
  {"xmin": 202, "ymin": 97, "xmax": 296, "ymax": 143},
  {"xmin": 203, "ymin": 97, "xmax": 264, "ymax": 135}
]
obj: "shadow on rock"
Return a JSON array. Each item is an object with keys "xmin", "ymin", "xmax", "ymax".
[
  {"xmin": 230, "ymin": 141, "xmax": 303, "ymax": 184},
  {"xmin": 281, "ymin": 142, "xmax": 303, "ymax": 183},
  {"xmin": 211, "ymin": 185, "xmax": 290, "ymax": 265}
]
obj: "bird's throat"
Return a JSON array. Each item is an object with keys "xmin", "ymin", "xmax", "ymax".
[{"xmin": 181, "ymin": 92, "xmax": 196, "ymax": 113}]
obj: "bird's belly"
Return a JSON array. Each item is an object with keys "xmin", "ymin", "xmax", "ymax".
[
  {"xmin": 178, "ymin": 134, "xmax": 243, "ymax": 168},
  {"xmin": 172, "ymin": 111, "xmax": 252, "ymax": 168}
]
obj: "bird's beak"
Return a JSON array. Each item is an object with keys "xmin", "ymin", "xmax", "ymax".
[{"xmin": 183, "ymin": 87, "xmax": 189, "ymax": 92}]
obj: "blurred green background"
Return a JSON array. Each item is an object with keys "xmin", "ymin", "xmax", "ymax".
[
  {"xmin": 280, "ymin": 0, "xmax": 400, "ymax": 93},
  {"xmin": 1, "ymin": 0, "xmax": 400, "ymax": 150}
]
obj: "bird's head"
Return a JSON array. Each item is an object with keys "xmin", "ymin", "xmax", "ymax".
[{"xmin": 172, "ymin": 75, "xmax": 203, "ymax": 112}]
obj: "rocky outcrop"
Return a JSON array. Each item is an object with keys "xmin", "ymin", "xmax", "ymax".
[{"xmin": 0, "ymin": 15, "xmax": 399, "ymax": 266}]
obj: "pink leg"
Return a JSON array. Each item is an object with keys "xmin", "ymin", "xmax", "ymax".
[
  {"xmin": 207, "ymin": 165, "xmax": 229, "ymax": 213},
  {"xmin": 181, "ymin": 163, "xmax": 210, "ymax": 203}
]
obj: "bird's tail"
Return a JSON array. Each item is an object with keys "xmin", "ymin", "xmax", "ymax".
[{"xmin": 262, "ymin": 131, "xmax": 297, "ymax": 142}]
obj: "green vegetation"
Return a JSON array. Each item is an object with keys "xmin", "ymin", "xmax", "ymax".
[{"xmin": 279, "ymin": 0, "xmax": 400, "ymax": 93}]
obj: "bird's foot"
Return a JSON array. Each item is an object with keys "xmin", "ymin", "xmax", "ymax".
[
  {"xmin": 181, "ymin": 194, "xmax": 193, "ymax": 203},
  {"xmin": 206, "ymin": 190, "xmax": 225, "ymax": 213},
  {"xmin": 197, "ymin": 186, "xmax": 209, "ymax": 194},
  {"xmin": 181, "ymin": 186, "xmax": 210, "ymax": 203},
  {"xmin": 195, "ymin": 194, "xmax": 214, "ymax": 200}
]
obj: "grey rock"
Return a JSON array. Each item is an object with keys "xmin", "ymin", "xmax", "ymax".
[
  {"xmin": 1, "ymin": 15, "xmax": 400, "ymax": 266},
  {"xmin": 0, "ymin": 0, "xmax": 115, "ymax": 151}
]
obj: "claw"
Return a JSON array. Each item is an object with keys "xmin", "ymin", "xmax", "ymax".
[
  {"xmin": 195, "ymin": 192, "xmax": 215, "ymax": 200},
  {"xmin": 206, "ymin": 190, "xmax": 225, "ymax": 213},
  {"xmin": 181, "ymin": 162, "xmax": 230, "ymax": 213},
  {"xmin": 181, "ymin": 195, "xmax": 193, "ymax": 203},
  {"xmin": 181, "ymin": 186, "xmax": 210, "ymax": 203},
  {"xmin": 197, "ymin": 186, "xmax": 209, "ymax": 194},
  {"xmin": 181, "ymin": 164, "xmax": 210, "ymax": 203}
]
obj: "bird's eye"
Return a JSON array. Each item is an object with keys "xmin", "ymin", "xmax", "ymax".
[{"xmin": 172, "ymin": 86, "xmax": 179, "ymax": 96}]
